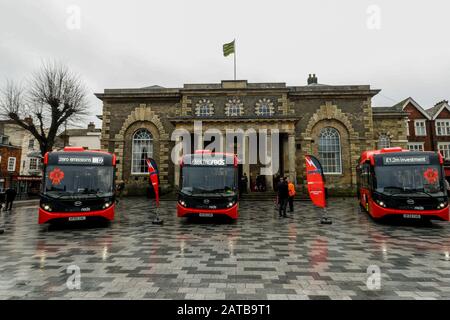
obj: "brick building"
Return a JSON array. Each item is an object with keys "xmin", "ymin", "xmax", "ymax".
[
  {"xmin": 391, "ymin": 98, "xmax": 450, "ymax": 177},
  {"xmin": 0, "ymin": 134, "xmax": 21, "ymax": 190},
  {"xmin": 96, "ymin": 75, "xmax": 408, "ymax": 195}
]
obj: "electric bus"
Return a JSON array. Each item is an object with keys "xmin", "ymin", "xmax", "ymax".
[
  {"xmin": 177, "ymin": 150, "xmax": 239, "ymax": 219},
  {"xmin": 39, "ymin": 147, "xmax": 117, "ymax": 224},
  {"xmin": 356, "ymin": 147, "xmax": 449, "ymax": 221}
]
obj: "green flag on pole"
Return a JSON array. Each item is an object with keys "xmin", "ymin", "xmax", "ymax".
[{"xmin": 223, "ymin": 40, "xmax": 235, "ymax": 57}]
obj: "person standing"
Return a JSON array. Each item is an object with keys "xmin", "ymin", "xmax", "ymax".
[
  {"xmin": 287, "ymin": 178, "xmax": 296, "ymax": 212},
  {"xmin": 116, "ymin": 180, "xmax": 125, "ymax": 203},
  {"xmin": 240, "ymin": 173, "xmax": 248, "ymax": 196},
  {"xmin": 4, "ymin": 187, "xmax": 17, "ymax": 211},
  {"xmin": 277, "ymin": 177, "xmax": 289, "ymax": 218}
]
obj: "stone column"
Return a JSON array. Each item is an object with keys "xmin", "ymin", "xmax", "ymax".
[
  {"xmin": 174, "ymin": 135, "xmax": 182, "ymax": 188},
  {"xmin": 243, "ymin": 135, "xmax": 250, "ymax": 190},
  {"xmin": 264, "ymin": 132, "xmax": 274, "ymax": 191},
  {"xmin": 288, "ymin": 133, "xmax": 296, "ymax": 184}
]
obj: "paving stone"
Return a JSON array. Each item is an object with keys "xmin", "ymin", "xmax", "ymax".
[{"xmin": 0, "ymin": 198, "xmax": 449, "ymax": 299}]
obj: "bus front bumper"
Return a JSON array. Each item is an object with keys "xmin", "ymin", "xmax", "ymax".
[
  {"xmin": 371, "ymin": 202, "xmax": 449, "ymax": 221},
  {"xmin": 38, "ymin": 205, "xmax": 115, "ymax": 224},
  {"xmin": 177, "ymin": 203, "xmax": 239, "ymax": 219}
]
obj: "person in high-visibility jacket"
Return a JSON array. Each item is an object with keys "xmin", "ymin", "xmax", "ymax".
[{"xmin": 287, "ymin": 178, "xmax": 296, "ymax": 212}]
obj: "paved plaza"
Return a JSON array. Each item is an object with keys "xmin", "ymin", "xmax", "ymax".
[{"xmin": 1, "ymin": 198, "xmax": 450, "ymax": 300}]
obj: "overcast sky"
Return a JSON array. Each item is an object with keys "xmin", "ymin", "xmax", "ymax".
[{"xmin": 1, "ymin": 0, "xmax": 449, "ymax": 128}]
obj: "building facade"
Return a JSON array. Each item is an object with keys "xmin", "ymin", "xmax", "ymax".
[
  {"xmin": 394, "ymin": 98, "xmax": 450, "ymax": 178},
  {"xmin": 0, "ymin": 120, "xmax": 42, "ymax": 196},
  {"xmin": 59, "ymin": 122, "xmax": 102, "ymax": 150},
  {"xmin": 0, "ymin": 134, "xmax": 21, "ymax": 191},
  {"xmin": 96, "ymin": 75, "xmax": 408, "ymax": 195}
]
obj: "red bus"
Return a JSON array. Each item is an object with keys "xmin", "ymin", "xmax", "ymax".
[
  {"xmin": 177, "ymin": 150, "xmax": 239, "ymax": 219},
  {"xmin": 39, "ymin": 147, "xmax": 117, "ymax": 224},
  {"xmin": 357, "ymin": 147, "xmax": 449, "ymax": 221}
]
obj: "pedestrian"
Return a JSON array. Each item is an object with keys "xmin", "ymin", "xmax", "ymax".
[
  {"xmin": 240, "ymin": 173, "xmax": 248, "ymax": 196},
  {"xmin": 4, "ymin": 187, "xmax": 17, "ymax": 211},
  {"xmin": 116, "ymin": 180, "xmax": 125, "ymax": 203},
  {"xmin": 277, "ymin": 177, "xmax": 289, "ymax": 218},
  {"xmin": 0, "ymin": 190, "xmax": 5, "ymax": 211},
  {"xmin": 287, "ymin": 177, "xmax": 296, "ymax": 212}
]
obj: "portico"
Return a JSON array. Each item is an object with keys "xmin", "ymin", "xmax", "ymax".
[{"xmin": 170, "ymin": 117, "xmax": 299, "ymax": 191}]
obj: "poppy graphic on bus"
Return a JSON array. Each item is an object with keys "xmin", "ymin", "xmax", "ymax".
[{"xmin": 49, "ymin": 167, "xmax": 65, "ymax": 185}]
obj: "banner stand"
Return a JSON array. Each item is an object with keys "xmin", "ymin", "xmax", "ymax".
[
  {"xmin": 320, "ymin": 208, "xmax": 332, "ymax": 225},
  {"xmin": 152, "ymin": 207, "xmax": 164, "ymax": 225},
  {"xmin": 146, "ymin": 158, "xmax": 164, "ymax": 226},
  {"xmin": 304, "ymin": 155, "xmax": 332, "ymax": 225}
]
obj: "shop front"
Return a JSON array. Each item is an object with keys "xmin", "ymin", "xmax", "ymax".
[{"xmin": 15, "ymin": 175, "xmax": 42, "ymax": 199}]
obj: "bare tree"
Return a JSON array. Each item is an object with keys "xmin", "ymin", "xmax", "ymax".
[{"xmin": 0, "ymin": 61, "xmax": 89, "ymax": 156}]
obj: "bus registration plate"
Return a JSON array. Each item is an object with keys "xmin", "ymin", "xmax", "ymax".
[
  {"xmin": 403, "ymin": 214, "xmax": 421, "ymax": 219},
  {"xmin": 69, "ymin": 216, "xmax": 86, "ymax": 221},
  {"xmin": 199, "ymin": 213, "xmax": 213, "ymax": 218}
]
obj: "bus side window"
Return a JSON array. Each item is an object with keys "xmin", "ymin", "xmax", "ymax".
[
  {"xmin": 368, "ymin": 165, "xmax": 375, "ymax": 189},
  {"xmin": 360, "ymin": 163, "xmax": 370, "ymax": 189}
]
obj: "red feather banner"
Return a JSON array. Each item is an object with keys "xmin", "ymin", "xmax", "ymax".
[
  {"xmin": 146, "ymin": 158, "xmax": 160, "ymax": 207},
  {"xmin": 304, "ymin": 155, "xmax": 327, "ymax": 208}
]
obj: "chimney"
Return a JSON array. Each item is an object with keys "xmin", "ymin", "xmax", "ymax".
[
  {"xmin": 87, "ymin": 122, "xmax": 95, "ymax": 132},
  {"xmin": 435, "ymin": 100, "xmax": 449, "ymax": 107},
  {"xmin": 307, "ymin": 74, "xmax": 318, "ymax": 85}
]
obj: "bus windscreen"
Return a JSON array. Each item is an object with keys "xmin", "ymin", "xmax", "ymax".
[
  {"xmin": 44, "ymin": 165, "xmax": 114, "ymax": 198},
  {"xmin": 181, "ymin": 166, "xmax": 236, "ymax": 195},
  {"xmin": 374, "ymin": 164, "xmax": 444, "ymax": 195}
]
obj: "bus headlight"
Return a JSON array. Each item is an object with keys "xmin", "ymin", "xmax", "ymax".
[
  {"xmin": 179, "ymin": 200, "xmax": 187, "ymax": 207},
  {"xmin": 42, "ymin": 204, "xmax": 52, "ymax": 212},
  {"xmin": 375, "ymin": 200, "xmax": 386, "ymax": 208},
  {"xmin": 227, "ymin": 201, "xmax": 235, "ymax": 208},
  {"xmin": 102, "ymin": 201, "xmax": 112, "ymax": 209},
  {"xmin": 438, "ymin": 202, "xmax": 447, "ymax": 209}
]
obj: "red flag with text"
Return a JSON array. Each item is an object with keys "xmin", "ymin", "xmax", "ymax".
[
  {"xmin": 304, "ymin": 155, "xmax": 327, "ymax": 208},
  {"xmin": 146, "ymin": 158, "xmax": 160, "ymax": 207}
]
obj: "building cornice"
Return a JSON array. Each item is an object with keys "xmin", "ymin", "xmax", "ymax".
[{"xmin": 169, "ymin": 116, "xmax": 301, "ymax": 124}]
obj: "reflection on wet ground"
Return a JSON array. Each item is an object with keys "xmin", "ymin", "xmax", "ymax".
[{"xmin": 0, "ymin": 198, "xmax": 449, "ymax": 300}]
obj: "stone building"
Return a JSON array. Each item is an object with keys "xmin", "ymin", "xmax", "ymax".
[
  {"xmin": 95, "ymin": 75, "xmax": 408, "ymax": 195},
  {"xmin": 59, "ymin": 122, "xmax": 102, "ymax": 150}
]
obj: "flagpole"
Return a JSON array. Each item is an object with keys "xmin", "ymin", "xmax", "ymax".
[{"xmin": 234, "ymin": 39, "xmax": 236, "ymax": 80}]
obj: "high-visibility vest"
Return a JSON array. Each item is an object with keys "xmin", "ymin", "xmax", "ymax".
[{"xmin": 288, "ymin": 183, "xmax": 296, "ymax": 197}]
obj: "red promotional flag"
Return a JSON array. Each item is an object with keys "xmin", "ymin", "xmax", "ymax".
[
  {"xmin": 146, "ymin": 158, "xmax": 160, "ymax": 207},
  {"xmin": 304, "ymin": 155, "xmax": 327, "ymax": 208}
]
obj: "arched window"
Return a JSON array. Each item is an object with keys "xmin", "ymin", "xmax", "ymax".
[
  {"xmin": 318, "ymin": 127, "xmax": 342, "ymax": 174},
  {"xmin": 132, "ymin": 129, "xmax": 153, "ymax": 174},
  {"xmin": 195, "ymin": 99, "xmax": 214, "ymax": 117},
  {"xmin": 225, "ymin": 98, "xmax": 243, "ymax": 116},
  {"xmin": 378, "ymin": 134, "xmax": 390, "ymax": 149},
  {"xmin": 229, "ymin": 105, "xmax": 239, "ymax": 115},
  {"xmin": 255, "ymin": 98, "xmax": 274, "ymax": 116},
  {"xmin": 199, "ymin": 105, "xmax": 211, "ymax": 116}
]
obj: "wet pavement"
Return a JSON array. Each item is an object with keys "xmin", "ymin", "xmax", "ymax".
[{"xmin": 0, "ymin": 197, "xmax": 450, "ymax": 300}]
